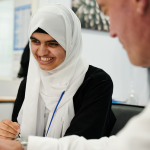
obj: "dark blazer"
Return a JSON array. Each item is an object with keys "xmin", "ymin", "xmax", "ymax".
[{"xmin": 12, "ymin": 65, "xmax": 116, "ymax": 139}]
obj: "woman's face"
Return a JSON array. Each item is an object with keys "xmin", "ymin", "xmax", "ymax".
[{"xmin": 30, "ymin": 32, "xmax": 66, "ymax": 70}]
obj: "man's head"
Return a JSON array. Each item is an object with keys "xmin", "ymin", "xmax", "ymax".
[{"xmin": 96, "ymin": 0, "xmax": 150, "ymax": 67}]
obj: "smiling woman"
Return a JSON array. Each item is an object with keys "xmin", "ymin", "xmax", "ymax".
[
  {"xmin": 30, "ymin": 29, "xmax": 66, "ymax": 70},
  {"xmin": 0, "ymin": 3, "xmax": 115, "ymax": 148}
]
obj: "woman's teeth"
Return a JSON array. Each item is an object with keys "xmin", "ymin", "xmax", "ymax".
[{"xmin": 41, "ymin": 57, "xmax": 53, "ymax": 61}]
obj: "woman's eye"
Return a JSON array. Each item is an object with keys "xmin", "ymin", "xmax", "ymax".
[
  {"xmin": 48, "ymin": 43, "xmax": 59, "ymax": 47},
  {"xmin": 31, "ymin": 40, "xmax": 40, "ymax": 43}
]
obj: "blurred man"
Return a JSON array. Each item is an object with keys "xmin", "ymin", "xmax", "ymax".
[
  {"xmin": 95, "ymin": 0, "xmax": 150, "ymax": 150},
  {"xmin": 97, "ymin": 0, "xmax": 150, "ymax": 68},
  {"xmin": 0, "ymin": 0, "xmax": 150, "ymax": 149}
]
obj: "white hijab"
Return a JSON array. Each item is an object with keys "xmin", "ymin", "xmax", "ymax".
[{"xmin": 18, "ymin": 4, "xmax": 89, "ymax": 138}]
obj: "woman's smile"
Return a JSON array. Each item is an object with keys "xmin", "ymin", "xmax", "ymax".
[{"xmin": 38, "ymin": 56, "xmax": 55, "ymax": 65}]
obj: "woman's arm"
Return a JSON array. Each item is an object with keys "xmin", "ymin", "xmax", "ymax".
[{"xmin": 64, "ymin": 71, "xmax": 115, "ymax": 139}]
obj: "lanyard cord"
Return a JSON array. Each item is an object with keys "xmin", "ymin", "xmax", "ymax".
[{"xmin": 46, "ymin": 91, "xmax": 65, "ymax": 137}]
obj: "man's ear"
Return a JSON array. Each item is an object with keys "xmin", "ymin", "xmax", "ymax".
[{"xmin": 135, "ymin": 0, "xmax": 149, "ymax": 15}]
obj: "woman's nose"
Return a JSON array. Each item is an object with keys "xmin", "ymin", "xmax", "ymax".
[{"xmin": 37, "ymin": 44, "xmax": 49, "ymax": 56}]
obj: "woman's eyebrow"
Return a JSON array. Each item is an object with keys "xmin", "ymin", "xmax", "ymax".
[
  {"xmin": 30, "ymin": 36, "xmax": 38, "ymax": 40},
  {"xmin": 46, "ymin": 40, "xmax": 58, "ymax": 43},
  {"xmin": 30, "ymin": 37, "xmax": 57, "ymax": 43}
]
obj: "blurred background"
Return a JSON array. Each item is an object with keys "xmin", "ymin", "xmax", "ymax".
[
  {"xmin": 72, "ymin": 0, "xmax": 109, "ymax": 31},
  {"xmin": 0, "ymin": 0, "xmax": 149, "ymax": 122}
]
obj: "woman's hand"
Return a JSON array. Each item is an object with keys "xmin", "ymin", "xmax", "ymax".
[
  {"xmin": 0, "ymin": 139, "xmax": 23, "ymax": 150},
  {"xmin": 0, "ymin": 119, "xmax": 20, "ymax": 140}
]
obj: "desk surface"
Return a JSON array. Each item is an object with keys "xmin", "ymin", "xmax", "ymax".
[{"xmin": 0, "ymin": 96, "xmax": 16, "ymax": 102}]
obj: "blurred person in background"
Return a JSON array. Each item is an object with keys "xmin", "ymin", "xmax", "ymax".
[{"xmin": 17, "ymin": 42, "xmax": 30, "ymax": 78}]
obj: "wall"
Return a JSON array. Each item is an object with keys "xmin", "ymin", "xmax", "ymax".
[
  {"xmin": 0, "ymin": 0, "xmax": 31, "ymax": 122},
  {"xmin": 0, "ymin": 0, "xmax": 31, "ymax": 97},
  {"xmin": 14, "ymin": 0, "xmax": 30, "ymax": 7},
  {"xmin": 0, "ymin": 0, "xmax": 14, "ymax": 121},
  {"xmin": 81, "ymin": 29, "xmax": 149, "ymax": 105},
  {"xmin": 0, "ymin": 103, "xmax": 14, "ymax": 122},
  {"xmin": 0, "ymin": 0, "xmax": 14, "ymax": 80}
]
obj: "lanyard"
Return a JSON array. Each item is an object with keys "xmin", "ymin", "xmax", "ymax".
[{"xmin": 46, "ymin": 91, "xmax": 65, "ymax": 137}]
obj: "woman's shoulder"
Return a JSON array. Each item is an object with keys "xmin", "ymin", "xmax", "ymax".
[
  {"xmin": 74, "ymin": 65, "xmax": 113, "ymax": 102},
  {"xmin": 84, "ymin": 65, "xmax": 112, "ymax": 83}
]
